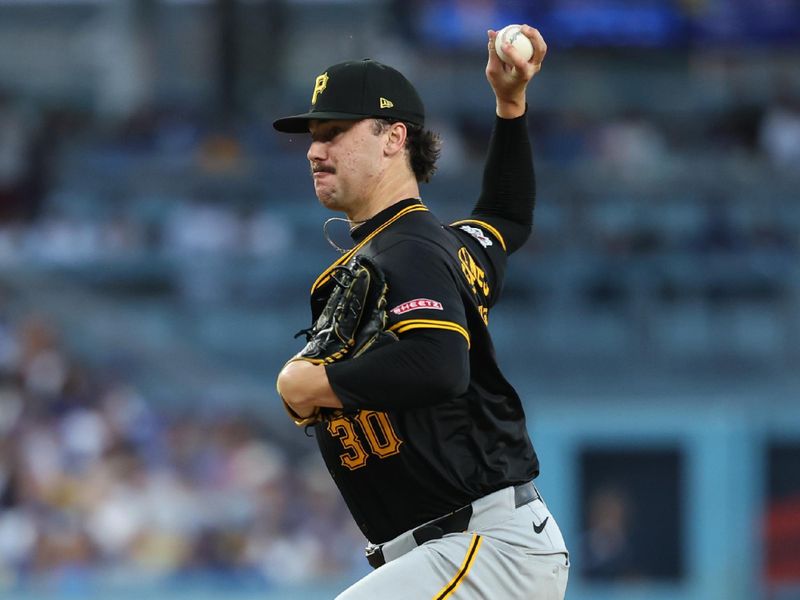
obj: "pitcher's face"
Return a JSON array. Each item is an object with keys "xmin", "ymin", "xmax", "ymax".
[{"xmin": 307, "ymin": 119, "xmax": 386, "ymax": 214}]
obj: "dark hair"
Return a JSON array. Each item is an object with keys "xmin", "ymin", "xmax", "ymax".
[{"xmin": 372, "ymin": 119, "xmax": 441, "ymax": 183}]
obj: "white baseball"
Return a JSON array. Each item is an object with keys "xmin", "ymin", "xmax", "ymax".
[{"xmin": 494, "ymin": 24, "xmax": 533, "ymax": 65}]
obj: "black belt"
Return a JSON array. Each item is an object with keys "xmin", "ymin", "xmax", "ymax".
[{"xmin": 366, "ymin": 482, "xmax": 541, "ymax": 569}]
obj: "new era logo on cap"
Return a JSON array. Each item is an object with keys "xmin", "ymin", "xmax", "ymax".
[{"xmin": 273, "ymin": 59, "xmax": 425, "ymax": 133}]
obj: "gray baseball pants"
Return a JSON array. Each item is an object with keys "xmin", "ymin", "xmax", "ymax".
[{"xmin": 336, "ymin": 484, "xmax": 569, "ymax": 599}]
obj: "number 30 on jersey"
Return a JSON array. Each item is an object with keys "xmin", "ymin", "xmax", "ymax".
[{"xmin": 326, "ymin": 411, "xmax": 403, "ymax": 470}]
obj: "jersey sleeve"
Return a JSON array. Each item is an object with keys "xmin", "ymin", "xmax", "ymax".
[
  {"xmin": 373, "ymin": 238, "xmax": 470, "ymax": 348},
  {"xmin": 448, "ymin": 220, "xmax": 508, "ymax": 308},
  {"xmin": 468, "ymin": 111, "xmax": 535, "ymax": 255},
  {"xmin": 325, "ymin": 327, "xmax": 469, "ymax": 411}
]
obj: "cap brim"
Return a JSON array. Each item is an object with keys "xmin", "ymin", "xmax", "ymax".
[{"xmin": 272, "ymin": 111, "xmax": 370, "ymax": 133}]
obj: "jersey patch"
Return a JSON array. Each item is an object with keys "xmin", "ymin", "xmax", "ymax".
[
  {"xmin": 390, "ymin": 298, "xmax": 444, "ymax": 315},
  {"xmin": 459, "ymin": 225, "xmax": 493, "ymax": 248}
]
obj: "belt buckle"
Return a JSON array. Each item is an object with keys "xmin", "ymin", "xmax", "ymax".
[{"xmin": 365, "ymin": 543, "xmax": 385, "ymax": 569}]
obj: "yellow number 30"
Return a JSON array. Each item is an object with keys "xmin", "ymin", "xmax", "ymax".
[{"xmin": 327, "ymin": 411, "xmax": 403, "ymax": 470}]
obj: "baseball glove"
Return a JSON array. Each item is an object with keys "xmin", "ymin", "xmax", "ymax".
[{"xmin": 282, "ymin": 255, "xmax": 397, "ymax": 426}]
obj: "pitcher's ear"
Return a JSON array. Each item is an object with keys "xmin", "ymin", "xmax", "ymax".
[{"xmin": 384, "ymin": 121, "xmax": 408, "ymax": 156}]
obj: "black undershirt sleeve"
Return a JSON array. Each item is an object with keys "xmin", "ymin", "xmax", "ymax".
[
  {"xmin": 471, "ymin": 110, "xmax": 535, "ymax": 255},
  {"xmin": 325, "ymin": 328, "xmax": 469, "ymax": 412}
]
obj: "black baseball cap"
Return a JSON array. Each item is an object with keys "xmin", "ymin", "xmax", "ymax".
[{"xmin": 273, "ymin": 59, "xmax": 425, "ymax": 133}]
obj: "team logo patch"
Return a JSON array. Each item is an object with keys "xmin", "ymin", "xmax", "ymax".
[
  {"xmin": 460, "ymin": 225, "xmax": 493, "ymax": 248},
  {"xmin": 390, "ymin": 298, "xmax": 444, "ymax": 315}
]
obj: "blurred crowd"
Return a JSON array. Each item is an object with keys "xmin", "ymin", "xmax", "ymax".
[
  {"xmin": 1, "ymin": 85, "xmax": 798, "ymax": 269},
  {"xmin": 0, "ymin": 311, "xmax": 366, "ymax": 592}
]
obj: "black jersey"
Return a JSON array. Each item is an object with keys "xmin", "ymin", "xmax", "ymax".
[{"xmin": 309, "ymin": 198, "xmax": 539, "ymax": 543}]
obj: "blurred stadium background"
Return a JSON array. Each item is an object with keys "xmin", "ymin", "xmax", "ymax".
[{"xmin": 0, "ymin": 0, "xmax": 798, "ymax": 599}]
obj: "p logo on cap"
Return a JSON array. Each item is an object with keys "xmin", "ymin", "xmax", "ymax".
[{"xmin": 312, "ymin": 72, "xmax": 329, "ymax": 105}]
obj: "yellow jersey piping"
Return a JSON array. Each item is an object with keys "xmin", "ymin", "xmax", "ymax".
[
  {"xmin": 389, "ymin": 319, "xmax": 470, "ymax": 348},
  {"xmin": 311, "ymin": 204, "xmax": 428, "ymax": 294}
]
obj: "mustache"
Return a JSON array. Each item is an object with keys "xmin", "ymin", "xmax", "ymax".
[{"xmin": 310, "ymin": 164, "xmax": 336, "ymax": 175}]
